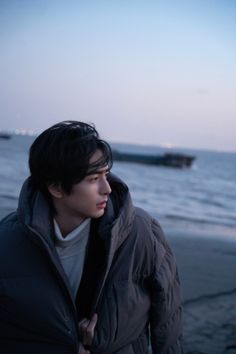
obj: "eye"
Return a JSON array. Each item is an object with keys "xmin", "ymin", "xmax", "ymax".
[{"xmin": 88, "ymin": 175, "xmax": 99, "ymax": 183}]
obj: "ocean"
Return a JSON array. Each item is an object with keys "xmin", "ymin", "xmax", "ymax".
[{"xmin": 0, "ymin": 134, "xmax": 236, "ymax": 241}]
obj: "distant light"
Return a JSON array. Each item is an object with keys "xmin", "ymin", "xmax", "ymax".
[
  {"xmin": 14, "ymin": 129, "xmax": 35, "ymax": 136},
  {"xmin": 160, "ymin": 142, "xmax": 175, "ymax": 149}
]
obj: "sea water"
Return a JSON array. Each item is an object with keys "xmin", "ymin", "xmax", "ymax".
[{"xmin": 0, "ymin": 134, "xmax": 236, "ymax": 241}]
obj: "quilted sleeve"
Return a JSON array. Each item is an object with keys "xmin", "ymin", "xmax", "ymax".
[{"xmin": 149, "ymin": 219, "xmax": 183, "ymax": 354}]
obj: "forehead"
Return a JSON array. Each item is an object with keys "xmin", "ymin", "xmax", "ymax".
[
  {"xmin": 89, "ymin": 149, "xmax": 104, "ymax": 164},
  {"xmin": 86, "ymin": 149, "xmax": 109, "ymax": 175}
]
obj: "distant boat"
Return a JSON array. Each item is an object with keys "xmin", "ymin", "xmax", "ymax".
[
  {"xmin": 0, "ymin": 132, "xmax": 11, "ymax": 140},
  {"xmin": 112, "ymin": 150, "xmax": 196, "ymax": 168}
]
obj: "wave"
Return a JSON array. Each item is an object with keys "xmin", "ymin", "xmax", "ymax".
[
  {"xmin": 0, "ymin": 194, "xmax": 18, "ymax": 201},
  {"xmin": 164, "ymin": 214, "xmax": 236, "ymax": 228},
  {"xmin": 188, "ymin": 197, "xmax": 225, "ymax": 208}
]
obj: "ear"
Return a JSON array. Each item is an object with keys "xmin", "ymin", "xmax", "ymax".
[{"xmin": 47, "ymin": 183, "xmax": 64, "ymax": 199}]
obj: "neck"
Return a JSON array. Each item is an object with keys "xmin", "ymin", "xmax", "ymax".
[{"xmin": 54, "ymin": 213, "xmax": 86, "ymax": 238}]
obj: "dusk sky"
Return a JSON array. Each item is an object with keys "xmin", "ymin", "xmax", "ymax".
[{"xmin": 0, "ymin": 0, "xmax": 235, "ymax": 151}]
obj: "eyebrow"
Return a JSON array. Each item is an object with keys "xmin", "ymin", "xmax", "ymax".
[{"xmin": 86, "ymin": 166, "xmax": 110, "ymax": 176}]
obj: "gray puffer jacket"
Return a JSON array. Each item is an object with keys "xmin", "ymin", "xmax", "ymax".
[{"xmin": 0, "ymin": 174, "xmax": 182, "ymax": 354}]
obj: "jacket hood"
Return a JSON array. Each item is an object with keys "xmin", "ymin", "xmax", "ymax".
[
  {"xmin": 17, "ymin": 177, "xmax": 54, "ymax": 244},
  {"xmin": 17, "ymin": 174, "xmax": 135, "ymax": 252}
]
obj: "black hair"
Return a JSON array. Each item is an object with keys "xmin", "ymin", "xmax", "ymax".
[{"xmin": 29, "ymin": 121, "xmax": 113, "ymax": 197}]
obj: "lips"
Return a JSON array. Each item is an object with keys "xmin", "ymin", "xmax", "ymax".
[{"xmin": 97, "ymin": 200, "xmax": 107, "ymax": 209}]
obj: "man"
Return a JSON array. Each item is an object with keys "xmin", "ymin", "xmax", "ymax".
[{"xmin": 0, "ymin": 121, "xmax": 183, "ymax": 354}]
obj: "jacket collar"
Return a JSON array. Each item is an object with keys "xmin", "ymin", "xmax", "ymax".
[{"xmin": 97, "ymin": 173, "xmax": 135, "ymax": 249}]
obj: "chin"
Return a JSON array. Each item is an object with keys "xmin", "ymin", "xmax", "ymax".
[{"xmin": 92, "ymin": 209, "xmax": 105, "ymax": 218}]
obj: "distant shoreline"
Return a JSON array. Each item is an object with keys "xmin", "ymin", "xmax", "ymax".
[{"xmin": 1, "ymin": 133, "xmax": 236, "ymax": 154}]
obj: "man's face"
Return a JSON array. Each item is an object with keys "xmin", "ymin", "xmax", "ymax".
[{"xmin": 50, "ymin": 149, "xmax": 112, "ymax": 224}]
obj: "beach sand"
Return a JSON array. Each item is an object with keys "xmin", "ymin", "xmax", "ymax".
[{"xmin": 168, "ymin": 234, "xmax": 236, "ymax": 354}]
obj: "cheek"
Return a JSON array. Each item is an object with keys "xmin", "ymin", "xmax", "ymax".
[
  {"xmin": 79, "ymin": 186, "xmax": 98, "ymax": 205},
  {"xmin": 70, "ymin": 183, "xmax": 99, "ymax": 210}
]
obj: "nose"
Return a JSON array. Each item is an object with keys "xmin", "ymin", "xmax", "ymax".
[{"xmin": 100, "ymin": 177, "xmax": 112, "ymax": 195}]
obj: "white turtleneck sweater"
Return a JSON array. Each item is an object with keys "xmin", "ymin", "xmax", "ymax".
[{"xmin": 54, "ymin": 218, "xmax": 91, "ymax": 299}]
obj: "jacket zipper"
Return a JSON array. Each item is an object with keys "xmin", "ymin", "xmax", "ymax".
[{"xmin": 27, "ymin": 225, "xmax": 80, "ymax": 350}]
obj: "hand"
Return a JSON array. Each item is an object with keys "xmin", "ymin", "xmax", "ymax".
[
  {"xmin": 78, "ymin": 342, "xmax": 90, "ymax": 354},
  {"xmin": 79, "ymin": 313, "xmax": 98, "ymax": 346}
]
